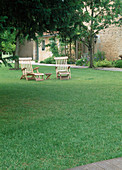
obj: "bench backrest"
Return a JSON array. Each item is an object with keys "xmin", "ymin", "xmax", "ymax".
[
  {"xmin": 19, "ymin": 58, "xmax": 33, "ymax": 73},
  {"xmin": 54, "ymin": 57, "xmax": 68, "ymax": 72}
]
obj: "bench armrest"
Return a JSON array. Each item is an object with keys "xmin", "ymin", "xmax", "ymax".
[
  {"xmin": 33, "ymin": 67, "xmax": 39, "ymax": 71},
  {"xmin": 21, "ymin": 67, "xmax": 26, "ymax": 71}
]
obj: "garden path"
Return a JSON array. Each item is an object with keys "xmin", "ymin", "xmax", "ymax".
[{"xmin": 68, "ymin": 157, "xmax": 122, "ymax": 170}]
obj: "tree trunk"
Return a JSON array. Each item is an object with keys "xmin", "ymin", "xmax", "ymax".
[
  {"xmin": 75, "ymin": 40, "xmax": 78, "ymax": 60},
  {"xmin": 70, "ymin": 39, "xmax": 72, "ymax": 58},
  {"xmin": 0, "ymin": 42, "xmax": 2, "ymax": 59},
  {"xmin": 89, "ymin": 1, "xmax": 94, "ymax": 68},
  {"xmin": 64, "ymin": 44, "xmax": 66, "ymax": 55},
  {"xmin": 36, "ymin": 39, "xmax": 39, "ymax": 61},
  {"xmin": 89, "ymin": 47, "xmax": 94, "ymax": 68},
  {"xmin": 15, "ymin": 36, "xmax": 19, "ymax": 69}
]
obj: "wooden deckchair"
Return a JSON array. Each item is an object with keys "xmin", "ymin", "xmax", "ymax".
[
  {"xmin": 19, "ymin": 58, "xmax": 44, "ymax": 81},
  {"xmin": 54, "ymin": 57, "xmax": 71, "ymax": 80}
]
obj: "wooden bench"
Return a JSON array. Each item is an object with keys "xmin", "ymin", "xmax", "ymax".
[
  {"xmin": 19, "ymin": 58, "xmax": 44, "ymax": 81},
  {"xmin": 54, "ymin": 57, "xmax": 71, "ymax": 80}
]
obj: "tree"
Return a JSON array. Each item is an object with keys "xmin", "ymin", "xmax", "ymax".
[
  {"xmin": 0, "ymin": 16, "xmax": 15, "ymax": 66},
  {"xmin": 57, "ymin": 1, "xmax": 83, "ymax": 58},
  {"xmin": 76, "ymin": 0, "xmax": 121, "ymax": 67},
  {"xmin": 0, "ymin": 0, "xmax": 79, "ymax": 68},
  {"xmin": 58, "ymin": 0, "xmax": 121, "ymax": 67},
  {"xmin": 46, "ymin": 36, "xmax": 60, "ymax": 57}
]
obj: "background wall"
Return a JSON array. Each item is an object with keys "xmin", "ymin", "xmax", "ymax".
[
  {"xmin": 96, "ymin": 25, "xmax": 122, "ymax": 60},
  {"xmin": 19, "ymin": 40, "xmax": 33, "ymax": 58}
]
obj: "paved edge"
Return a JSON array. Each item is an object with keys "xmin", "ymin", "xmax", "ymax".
[{"xmin": 67, "ymin": 157, "xmax": 122, "ymax": 170}]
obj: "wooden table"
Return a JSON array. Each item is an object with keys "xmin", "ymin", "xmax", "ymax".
[{"xmin": 45, "ymin": 73, "xmax": 52, "ymax": 80}]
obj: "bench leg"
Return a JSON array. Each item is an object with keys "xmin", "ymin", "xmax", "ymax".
[
  {"xmin": 60, "ymin": 75, "xmax": 69, "ymax": 80},
  {"xmin": 46, "ymin": 75, "xmax": 51, "ymax": 80},
  {"xmin": 35, "ymin": 75, "xmax": 44, "ymax": 81}
]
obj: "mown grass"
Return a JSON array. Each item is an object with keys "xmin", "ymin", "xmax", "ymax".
[{"xmin": 0, "ymin": 65, "xmax": 122, "ymax": 169}]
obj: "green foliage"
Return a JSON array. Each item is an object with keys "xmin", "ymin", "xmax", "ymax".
[
  {"xmin": 76, "ymin": 58, "xmax": 88, "ymax": 66},
  {"xmin": 0, "ymin": 16, "xmax": 8, "ymax": 32},
  {"xmin": 1, "ymin": 0, "xmax": 78, "ymax": 40},
  {"xmin": 0, "ymin": 55, "xmax": 19, "ymax": 67},
  {"xmin": 0, "ymin": 0, "xmax": 121, "ymax": 69},
  {"xmin": 67, "ymin": 58, "xmax": 76, "ymax": 64},
  {"xmin": 46, "ymin": 36, "xmax": 68, "ymax": 58},
  {"xmin": 58, "ymin": 41, "xmax": 66, "ymax": 56},
  {"xmin": 43, "ymin": 57, "xmax": 56, "ymax": 64},
  {"xmin": 0, "ymin": 58, "xmax": 12, "ymax": 67},
  {"xmin": 35, "ymin": 60, "xmax": 38, "ymax": 63},
  {"xmin": 1, "ymin": 30, "xmax": 16, "ymax": 54},
  {"xmin": 95, "ymin": 59, "xmax": 113, "ymax": 67},
  {"xmin": 40, "ymin": 61, "xmax": 45, "ymax": 63},
  {"xmin": 46, "ymin": 37, "xmax": 60, "ymax": 57},
  {"xmin": 74, "ymin": 0, "xmax": 121, "ymax": 67},
  {"xmin": 94, "ymin": 50, "xmax": 106, "ymax": 62},
  {"xmin": 114, "ymin": 60, "xmax": 122, "ymax": 68}
]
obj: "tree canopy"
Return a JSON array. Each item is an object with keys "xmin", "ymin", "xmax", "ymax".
[
  {"xmin": 0, "ymin": 0, "xmax": 78, "ymax": 39},
  {"xmin": 0, "ymin": 0, "xmax": 79, "ymax": 68},
  {"xmin": 0, "ymin": 0, "xmax": 121, "ymax": 68}
]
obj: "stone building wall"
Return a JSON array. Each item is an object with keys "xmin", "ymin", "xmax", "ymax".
[
  {"xmin": 96, "ymin": 25, "xmax": 122, "ymax": 60},
  {"xmin": 38, "ymin": 36, "xmax": 52, "ymax": 61},
  {"xmin": 18, "ymin": 40, "xmax": 33, "ymax": 58},
  {"xmin": 19, "ymin": 25, "xmax": 122, "ymax": 61}
]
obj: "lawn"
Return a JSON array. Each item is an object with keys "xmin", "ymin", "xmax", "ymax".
[{"xmin": 0, "ymin": 65, "xmax": 122, "ymax": 169}]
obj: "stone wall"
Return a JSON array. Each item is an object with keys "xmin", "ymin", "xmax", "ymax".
[
  {"xmin": 19, "ymin": 25, "xmax": 122, "ymax": 61},
  {"xmin": 96, "ymin": 25, "xmax": 122, "ymax": 60},
  {"xmin": 38, "ymin": 36, "xmax": 52, "ymax": 61},
  {"xmin": 19, "ymin": 40, "xmax": 33, "ymax": 58}
]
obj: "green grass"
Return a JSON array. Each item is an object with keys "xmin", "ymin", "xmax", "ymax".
[{"xmin": 0, "ymin": 65, "xmax": 122, "ymax": 169}]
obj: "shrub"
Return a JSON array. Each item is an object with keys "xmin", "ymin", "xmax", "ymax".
[
  {"xmin": 76, "ymin": 58, "xmax": 88, "ymax": 66},
  {"xmin": 114, "ymin": 60, "xmax": 122, "ymax": 68},
  {"xmin": 44, "ymin": 57, "xmax": 56, "ymax": 64},
  {"xmin": 67, "ymin": 58, "xmax": 75, "ymax": 64},
  {"xmin": 95, "ymin": 59, "xmax": 113, "ymax": 67},
  {"xmin": 46, "ymin": 37, "xmax": 60, "ymax": 57},
  {"xmin": 94, "ymin": 50, "xmax": 106, "ymax": 61},
  {"xmin": 40, "ymin": 61, "xmax": 45, "ymax": 63},
  {"xmin": 35, "ymin": 60, "xmax": 38, "ymax": 63}
]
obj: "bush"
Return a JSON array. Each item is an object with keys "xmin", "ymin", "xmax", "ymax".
[
  {"xmin": 43, "ymin": 57, "xmax": 56, "ymax": 64},
  {"xmin": 0, "ymin": 61, "xmax": 2, "ymax": 67},
  {"xmin": 40, "ymin": 61, "xmax": 45, "ymax": 63},
  {"xmin": 35, "ymin": 60, "xmax": 38, "ymax": 63},
  {"xmin": 46, "ymin": 37, "xmax": 60, "ymax": 57},
  {"xmin": 95, "ymin": 59, "xmax": 113, "ymax": 67},
  {"xmin": 114, "ymin": 60, "xmax": 122, "ymax": 68},
  {"xmin": 76, "ymin": 58, "xmax": 88, "ymax": 66},
  {"xmin": 67, "ymin": 58, "xmax": 75, "ymax": 64},
  {"xmin": 94, "ymin": 50, "xmax": 106, "ymax": 61}
]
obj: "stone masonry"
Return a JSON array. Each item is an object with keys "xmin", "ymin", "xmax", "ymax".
[{"xmin": 96, "ymin": 25, "xmax": 122, "ymax": 60}]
